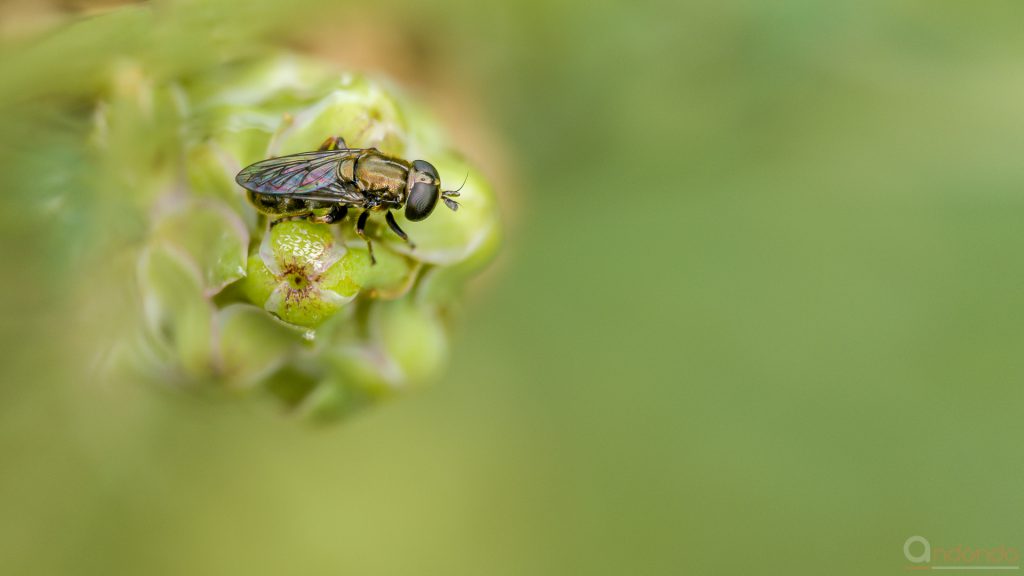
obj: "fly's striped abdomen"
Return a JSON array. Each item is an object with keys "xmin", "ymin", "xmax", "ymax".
[{"xmin": 248, "ymin": 191, "xmax": 310, "ymax": 216}]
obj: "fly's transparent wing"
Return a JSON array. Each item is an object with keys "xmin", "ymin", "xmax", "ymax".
[
  {"xmin": 235, "ymin": 150, "xmax": 359, "ymax": 195},
  {"xmin": 283, "ymin": 183, "xmax": 367, "ymax": 204}
]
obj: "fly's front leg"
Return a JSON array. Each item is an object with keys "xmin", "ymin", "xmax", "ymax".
[
  {"xmin": 385, "ymin": 211, "xmax": 415, "ymax": 249},
  {"xmin": 317, "ymin": 136, "xmax": 348, "ymax": 151},
  {"xmin": 355, "ymin": 210, "xmax": 376, "ymax": 265}
]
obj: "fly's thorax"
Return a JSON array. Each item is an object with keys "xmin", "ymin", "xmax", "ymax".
[
  {"xmin": 354, "ymin": 152, "xmax": 410, "ymax": 197},
  {"xmin": 338, "ymin": 157, "xmax": 356, "ymax": 182}
]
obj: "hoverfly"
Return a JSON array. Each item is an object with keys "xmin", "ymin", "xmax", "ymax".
[{"xmin": 235, "ymin": 136, "xmax": 462, "ymax": 264}]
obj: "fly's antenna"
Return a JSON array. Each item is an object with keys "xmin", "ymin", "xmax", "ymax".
[
  {"xmin": 442, "ymin": 173, "xmax": 468, "ymax": 211},
  {"xmin": 443, "ymin": 173, "xmax": 468, "ymax": 197}
]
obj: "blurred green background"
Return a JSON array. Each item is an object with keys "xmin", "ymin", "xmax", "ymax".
[{"xmin": 2, "ymin": 1, "xmax": 1023, "ymax": 574}]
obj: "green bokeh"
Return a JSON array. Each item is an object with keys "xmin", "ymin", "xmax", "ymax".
[{"xmin": 1, "ymin": 1, "xmax": 1023, "ymax": 575}]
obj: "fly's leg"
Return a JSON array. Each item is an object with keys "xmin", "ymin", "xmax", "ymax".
[
  {"xmin": 385, "ymin": 211, "xmax": 415, "ymax": 249},
  {"xmin": 317, "ymin": 136, "xmax": 348, "ymax": 151},
  {"xmin": 270, "ymin": 213, "xmax": 312, "ymax": 228},
  {"xmin": 311, "ymin": 204, "xmax": 349, "ymax": 224},
  {"xmin": 328, "ymin": 204, "xmax": 349, "ymax": 223},
  {"xmin": 275, "ymin": 205, "xmax": 347, "ymax": 227},
  {"xmin": 356, "ymin": 210, "xmax": 376, "ymax": 265}
]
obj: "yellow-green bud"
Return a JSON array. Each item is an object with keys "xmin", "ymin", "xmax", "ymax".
[{"xmin": 241, "ymin": 220, "xmax": 368, "ymax": 327}]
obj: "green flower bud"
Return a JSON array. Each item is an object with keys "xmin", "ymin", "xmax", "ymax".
[
  {"xmin": 183, "ymin": 142, "xmax": 256, "ymax": 227},
  {"xmin": 321, "ymin": 297, "xmax": 448, "ymax": 398},
  {"xmin": 137, "ymin": 244, "xmax": 215, "ymax": 377},
  {"xmin": 240, "ymin": 220, "xmax": 368, "ymax": 327},
  {"xmin": 186, "ymin": 53, "xmax": 339, "ymax": 111},
  {"xmin": 151, "ymin": 199, "xmax": 248, "ymax": 295},
  {"xmin": 348, "ymin": 244, "xmax": 418, "ymax": 300},
  {"xmin": 274, "ymin": 75, "xmax": 408, "ymax": 156},
  {"xmin": 215, "ymin": 304, "xmax": 308, "ymax": 386},
  {"xmin": 260, "ymin": 362, "xmax": 372, "ymax": 424},
  {"xmin": 371, "ymin": 298, "xmax": 448, "ymax": 386}
]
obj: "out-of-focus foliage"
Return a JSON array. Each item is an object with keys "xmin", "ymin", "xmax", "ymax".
[{"xmin": 3, "ymin": 1, "xmax": 1024, "ymax": 576}]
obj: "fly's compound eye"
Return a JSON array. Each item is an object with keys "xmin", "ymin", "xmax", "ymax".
[
  {"xmin": 405, "ymin": 160, "xmax": 441, "ymax": 221},
  {"xmin": 411, "ymin": 159, "xmax": 440, "ymax": 183},
  {"xmin": 405, "ymin": 181, "xmax": 440, "ymax": 221}
]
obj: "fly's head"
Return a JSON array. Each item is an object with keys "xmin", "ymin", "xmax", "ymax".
[{"xmin": 405, "ymin": 160, "xmax": 462, "ymax": 221}]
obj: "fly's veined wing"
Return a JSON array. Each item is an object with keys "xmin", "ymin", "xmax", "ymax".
[
  {"xmin": 281, "ymin": 186, "xmax": 367, "ymax": 204},
  {"xmin": 235, "ymin": 150, "xmax": 358, "ymax": 195}
]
